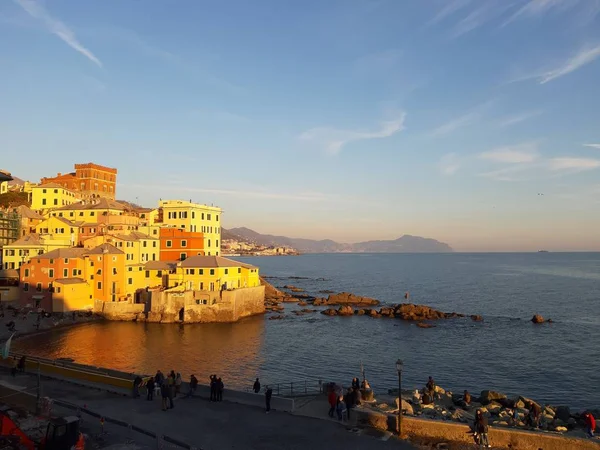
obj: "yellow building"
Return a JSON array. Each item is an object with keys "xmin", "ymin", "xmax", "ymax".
[
  {"xmin": 52, "ymin": 278, "xmax": 93, "ymax": 312},
  {"xmin": 83, "ymin": 232, "xmax": 159, "ymax": 265},
  {"xmin": 178, "ymin": 255, "xmax": 259, "ymax": 291},
  {"xmin": 48, "ymin": 197, "xmax": 126, "ymax": 223},
  {"xmin": 143, "ymin": 261, "xmax": 180, "ymax": 289},
  {"xmin": 0, "ymin": 181, "xmax": 7, "ymax": 195},
  {"xmin": 158, "ymin": 200, "xmax": 222, "ymax": 256},
  {"xmin": 2, "ymin": 233, "xmax": 73, "ymax": 270},
  {"xmin": 31, "ymin": 183, "xmax": 80, "ymax": 212},
  {"xmin": 15, "ymin": 205, "xmax": 44, "ymax": 237},
  {"xmin": 35, "ymin": 216, "xmax": 79, "ymax": 247}
]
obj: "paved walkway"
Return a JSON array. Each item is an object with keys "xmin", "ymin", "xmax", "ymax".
[{"xmin": 0, "ymin": 372, "xmax": 415, "ymax": 450}]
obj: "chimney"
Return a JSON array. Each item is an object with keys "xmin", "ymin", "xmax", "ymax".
[{"xmin": 57, "ymin": 173, "xmax": 62, "ymax": 176}]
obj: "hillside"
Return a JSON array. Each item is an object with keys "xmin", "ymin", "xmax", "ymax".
[
  {"xmin": 224, "ymin": 227, "xmax": 453, "ymax": 253},
  {"xmin": 0, "ymin": 191, "xmax": 30, "ymax": 208}
]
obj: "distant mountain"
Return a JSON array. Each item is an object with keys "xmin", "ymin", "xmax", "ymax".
[{"xmin": 224, "ymin": 227, "xmax": 453, "ymax": 253}]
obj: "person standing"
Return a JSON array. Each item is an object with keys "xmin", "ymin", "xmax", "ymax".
[
  {"xmin": 186, "ymin": 374, "xmax": 198, "ymax": 398},
  {"xmin": 132, "ymin": 375, "xmax": 142, "ymax": 398},
  {"xmin": 585, "ymin": 412, "xmax": 596, "ymax": 438},
  {"xmin": 344, "ymin": 388, "xmax": 355, "ymax": 420},
  {"xmin": 426, "ymin": 376, "xmax": 436, "ymax": 400},
  {"xmin": 253, "ymin": 378, "xmax": 261, "ymax": 394},
  {"xmin": 209, "ymin": 375, "xmax": 216, "ymax": 402},
  {"xmin": 167, "ymin": 372, "xmax": 175, "ymax": 409},
  {"xmin": 336, "ymin": 395, "xmax": 346, "ymax": 421},
  {"xmin": 160, "ymin": 382, "xmax": 169, "ymax": 411},
  {"xmin": 265, "ymin": 385, "xmax": 273, "ymax": 413},
  {"xmin": 352, "ymin": 377, "xmax": 360, "ymax": 390},
  {"xmin": 175, "ymin": 372, "xmax": 182, "ymax": 397},
  {"xmin": 146, "ymin": 377, "xmax": 155, "ymax": 401},
  {"xmin": 155, "ymin": 370, "xmax": 164, "ymax": 390},
  {"xmin": 475, "ymin": 409, "xmax": 490, "ymax": 448},
  {"xmin": 328, "ymin": 388, "xmax": 337, "ymax": 418},
  {"xmin": 217, "ymin": 377, "xmax": 224, "ymax": 401}
]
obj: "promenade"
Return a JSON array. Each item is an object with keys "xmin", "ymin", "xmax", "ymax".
[{"xmin": 0, "ymin": 370, "xmax": 415, "ymax": 450}]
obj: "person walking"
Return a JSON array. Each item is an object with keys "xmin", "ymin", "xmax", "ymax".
[
  {"xmin": 328, "ymin": 388, "xmax": 337, "ymax": 418},
  {"xmin": 155, "ymin": 370, "xmax": 164, "ymax": 390},
  {"xmin": 584, "ymin": 412, "xmax": 596, "ymax": 438},
  {"xmin": 352, "ymin": 377, "xmax": 360, "ymax": 390},
  {"xmin": 186, "ymin": 374, "xmax": 198, "ymax": 398},
  {"xmin": 17, "ymin": 356, "xmax": 26, "ymax": 373},
  {"xmin": 175, "ymin": 372, "xmax": 182, "ymax": 397},
  {"xmin": 146, "ymin": 377, "xmax": 155, "ymax": 401},
  {"xmin": 217, "ymin": 377, "xmax": 224, "ymax": 401},
  {"xmin": 132, "ymin": 375, "xmax": 142, "ymax": 398},
  {"xmin": 160, "ymin": 382, "xmax": 169, "ymax": 411},
  {"xmin": 475, "ymin": 409, "xmax": 491, "ymax": 448},
  {"xmin": 253, "ymin": 378, "xmax": 261, "ymax": 394},
  {"xmin": 265, "ymin": 385, "xmax": 273, "ymax": 413}
]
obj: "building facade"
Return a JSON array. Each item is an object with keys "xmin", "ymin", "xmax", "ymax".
[
  {"xmin": 159, "ymin": 228, "xmax": 204, "ymax": 261},
  {"xmin": 157, "ymin": 200, "xmax": 221, "ymax": 256},
  {"xmin": 40, "ymin": 163, "xmax": 118, "ymax": 200},
  {"xmin": 30, "ymin": 183, "xmax": 81, "ymax": 212}
]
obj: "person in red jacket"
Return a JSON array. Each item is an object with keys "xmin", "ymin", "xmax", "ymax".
[
  {"xmin": 584, "ymin": 412, "xmax": 596, "ymax": 438},
  {"xmin": 328, "ymin": 388, "xmax": 337, "ymax": 418}
]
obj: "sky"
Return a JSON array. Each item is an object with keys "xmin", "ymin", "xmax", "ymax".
[{"xmin": 1, "ymin": 0, "xmax": 600, "ymax": 252}]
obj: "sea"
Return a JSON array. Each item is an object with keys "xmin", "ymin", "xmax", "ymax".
[{"xmin": 14, "ymin": 253, "xmax": 600, "ymax": 411}]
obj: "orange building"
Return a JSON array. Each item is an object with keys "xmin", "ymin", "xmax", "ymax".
[
  {"xmin": 20, "ymin": 247, "xmax": 88, "ymax": 310},
  {"xmin": 40, "ymin": 162, "xmax": 117, "ymax": 200},
  {"xmin": 85, "ymin": 243, "xmax": 126, "ymax": 302},
  {"xmin": 159, "ymin": 228, "xmax": 204, "ymax": 261}
]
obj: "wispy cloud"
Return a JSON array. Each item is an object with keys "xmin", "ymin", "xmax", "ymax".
[
  {"xmin": 479, "ymin": 164, "xmax": 539, "ymax": 181},
  {"xmin": 502, "ymin": 0, "xmax": 578, "ymax": 27},
  {"xmin": 479, "ymin": 142, "xmax": 540, "ymax": 163},
  {"xmin": 496, "ymin": 110, "xmax": 543, "ymax": 128},
  {"xmin": 14, "ymin": 0, "xmax": 102, "ymax": 67},
  {"xmin": 122, "ymin": 184, "xmax": 333, "ymax": 202},
  {"xmin": 428, "ymin": 0, "xmax": 473, "ymax": 25},
  {"xmin": 439, "ymin": 153, "xmax": 461, "ymax": 175},
  {"xmin": 547, "ymin": 157, "xmax": 600, "ymax": 172},
  {"xmin": 583, "ymin": 143, "xmax": 600, "ymax": 149},
  {"xmin": 451, "ymin": 1, "xmax": 514, "ymax": 38},
  {"xmin": 431, "ymin": 101, "xmax": 493, "ymax": 136},
  {"xmin": 300, "ymin": 113, "xmax": 406, "ymax": 155}
]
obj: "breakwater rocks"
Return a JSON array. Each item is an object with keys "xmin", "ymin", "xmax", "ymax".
[{"xmin": 320, "ymin": 303, "xmax": 470, "ymax": 322}]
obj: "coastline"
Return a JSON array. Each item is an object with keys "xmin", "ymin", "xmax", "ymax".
[{"xmin": 0, "ymin": 310, "xmax": 103, "ymax": 342}]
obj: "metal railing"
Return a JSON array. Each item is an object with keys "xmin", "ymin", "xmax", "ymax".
[{"xmin": 247, "ymin": 378, "xmax": 325, "ymax": 398}]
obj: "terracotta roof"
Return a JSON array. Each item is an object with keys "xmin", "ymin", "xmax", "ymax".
[
  {"xmin": 180, "ymin": 255, "xmax": 257, "ymax": 269},
  {"xmin": 6, "ymin": 233, "xmax": 44, "ymax": 247},
  {"xmin": 0, "ymin": 269, "xmax": 19, "ymax": 279},
  {"xmin": 52, "ymin": 198, "xmax": 125, "ymax": 211},
  {"xmin": 85, "ymin": 243, "xmax": 124, "ymax": 255},
  {"xmin": 144, "ymin": 261, "xmax": 178, "ymax": 271},
  {"xmin": 55, "ymin": 277, "xmax": 87, "ymax": 285},
  {"xmin": 36, "ymin": 182, "xmax": 69, "ymax": 189},
  {"xmin": 37, "ymin": 247, "xmax": 88, "ymax": 259},
  {"xmin": 16, "ymin": 205, "xmax": 43, "ymax": 220}
]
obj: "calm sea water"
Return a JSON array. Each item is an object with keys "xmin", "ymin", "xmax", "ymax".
[{"xmin": 15, "ymin": 253, "xmax": 600, "ymax": 411}]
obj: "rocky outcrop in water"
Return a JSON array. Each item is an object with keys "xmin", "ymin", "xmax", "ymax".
[
  {"xmin": 531, "ymin": 314, "xmax": 545, "ymax": 324},
  {"xmin": 313, "ymin": 292, "xmax": 379, "ymax": 306}
]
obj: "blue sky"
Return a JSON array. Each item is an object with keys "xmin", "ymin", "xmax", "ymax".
[{"xmin": 1, "ymin": 0, "xmax": 600, "ymax": 251}]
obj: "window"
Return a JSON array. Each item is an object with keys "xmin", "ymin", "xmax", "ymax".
[
  {"xmin": 113, "ymin": 268, "xmax": 117, "ymax": 275},
  {"xmin": 166, "ymin": 240, "xmax": 172, "ymax": 248},
  {"xmin": 97, "ymin": 269, "xmax": 102, "ymax": 275},
  {"xmin": 128, "ymin": 267, "xmax": 133, "ymax": 272},
  {"xmin": 153, "ymin": 241, "xmax": 157, "ymax": 247},
  {"xmin": 53, "ymin": 199, "xmax": 58, "ymax": 205},
  {"xmin": 56, "ymin": 287, "xmax": 61, "ymax": 293},
  {"xmin": 36, "ymin": 283, "xmax": 42, "ymax": 292},
  {"xmin": 42, "ymin": 199, "xmax": 47, "ymax": 206},
  {"xmin": 59, "ymin": 213, "xmax": 63, "ymax": 217},
  {"xmin": 216, "ymin": 215, "xmax": 219, "ymax": 221},
  {"xmin": 201, "ymin": 213, "xmax": 205, "ymax": 220},
  {"xmin": 49, "ymin": 269, "xmax": 54, "ymax": 278},
  {"xmin": 208, "ymin": 239, "xmax": 211, "ymax": 247},
  {"xmin": 224, "ymin": 269, "xmax": 228, "ymax": 274},
  {"xmin": 199, "ymin": 269, "xmax": 204, "ymax": 275},
  {"xmin": 188, "ymin": 269, "xmax": 195, "ymax": 275},
  {"xmin": 238, "ymin": 268, "xmax": 241, "ymax": 274},
  {"xmin": 210, "ymin": 269, "xmax": 215, "ymax": 275},
  {"xmin": 49, "ymin": 259, "xmax": 54, "ymax": 264},
  {"xmin": 143, "ymin": 241, "xmax": 147, "ymax": 247},
  {"xmin": 128, "ymin": 278, "xmax": 133, "ymax": 285},
  {"xmin": 181, "ymin": 240, "xmax": 187, "ymax": 247},
  {"xmin": 157, "ymin": 270, "xmax": 162, "ymax": 277},
  {"xmin": 64, "ymin": 258, "xmax": 69, "ymax": 264},
  {"xmin": 70, "ymin": 212, "xmax": 74, "ymax": 217},
  {"xmin": 180, "ymin": 253, "xmax": 187, "ymax": 261},
  {"xmin": 145, "ymin": 271, "xmax": 150, "ymax": 278},
  {"xmin": 216, "ymin": 240, "xmax": 219, "ymax": 248},
  {"xmin": 207, "ymin": 214, "xmax": 211, "ymax": 220},
  {"xmin": 72, "ymin": 269, "xmax": 78, "ymax": 276},
  {"xmin": 200, "ymin": 282, "xmax": 204, "ymax": 290},
  {"xmin": 23, "ymin": 282, "xmax": 29, "ymax": 291},
  {"xmin": 24, "ymin": 268, "xmax": 30, "ymax": 277},
  {"xmin": 54, "ymin": 189, "xmax": 58, "ymax": 194},
  {"xmin": 90, "ymin": 212, "xmax": 95, "ymax": 216},
  {"xmin": 63, "ymin": 269, "xmax": 68, "ymax": 277},
  {"xmin": 79, "ymin": 212, "xmax": 84, "ymax": 216},
  {"xmin": 97, "ymin": 282, "xmax": 102, "ymax": 289},
  {"xmin": 42, "ymin": 189, "xmax": 47, "ymax": 193},
  {"xmin": 192, "ymin": 212, "xmax": 195, "ymax": 219},
  {"xmin": 112, "ymin": 256, "xmax": 117, "ymax": 262}
]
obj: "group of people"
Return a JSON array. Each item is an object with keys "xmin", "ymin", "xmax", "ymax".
[
  {"xmin": 252, "ymin": 378, "xmax": 274, "ymax": 413},
  {"xmin": 327, "ymin": 377, "xmax": 363, "ymax": 421},
  {"xmin": 209, "ymin": 375, "xmax": 224, "ymax": 402},
  {"xmin": 132, "ymin": 369, "xmax": 199, "ymax": 412}
]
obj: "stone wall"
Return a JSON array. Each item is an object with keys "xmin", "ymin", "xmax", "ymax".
[{"xmin": 96, "ymin": 285, "xmax": 265, "ymax": 324}]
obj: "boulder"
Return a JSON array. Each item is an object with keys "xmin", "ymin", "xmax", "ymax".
[
  {"xmin": 394, "ymin": 303, "xmax": 458, "ymax": 321},
  {"xmin": 368, "ymin": 309, "xmax": 380, "ymax": 318},
  {"xmin": 555, "ymin": 405, "xmax": 570, "ymax": 422},
  {"xmin": 321, "ymin": 308, "xmax": 337, "ymax": 316},
  {"xmin": 555, "ymin": 426, "xmax": 568, "ymax": 433},
  {"xmin": 337, "ymin": 305, "xmax": 354, "ymax": 316},
  {"xmin": 519, "ymin": 396, "xmax": 540, "ymax": 411},
  {"xmin": 486, "ymin": 401, "xmax": 503, "ymax": 415},
  {"xmin": 379, "ymin": 307, "xmax": 394, "ymax": 316},
  {"xmin": 416, "ymin": 322, "xmax": 435, "ymax": 328},
  {"xmin": 356, "ymin": 309, "xmax": 366, "ymax": 316},
  {"xmin": 531, "ymin": 314, "xmax": 545, "ymax": 324},
  {"xmin": 313, "ymin": 298, "xmax": 326, "ymax": 306},
  {"xmin": 422, "ymin": 392, "xmax": 433, "ymax": 405},
  {"xmin": 326, "ymin": 292, "xmax": 379, "ymax": 306},
  {"xmin": 394, "ymin": 398, "xmax": 415, "ymax": 416},
  {"xmin": 480, "ymin": 390, "xmax": 507, "ymax": 405},
  {"xmin": 470, "ymin": 315, "xmax": 483, "ymax": 322},
  {"xmin": 298, "ymin": 301, "xmax": 308, "ymax": 306},
  {"xmin": 319, "ymin": 290, "xmax": 335, "ymax": 294}
]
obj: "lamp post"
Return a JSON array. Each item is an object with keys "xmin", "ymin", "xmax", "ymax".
[{"xmin": 396, "ymin": 359, "xmax": 403, "ymax": 437}]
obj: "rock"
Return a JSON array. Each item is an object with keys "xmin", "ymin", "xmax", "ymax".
[
  {"xmin": 416, "ymin": 322, "xmax": 435, "ymax": 328},
  {"xmin": 555, "ymin": 426, "xmax": 568, "ymax": 432},
  {"xmin": 379, "ymin": 307, "xmax": 394, "ymax": 316},
  {"xmin": 480, "ymin": 390, "xmax": 507, "ymax": 405},
  {"xmin": 268, "ymin": 315, "xmax": 284, "ymax": 320},
  {"xmin": 313, "ymin": 298, "xmax": 326, "ymax": 306},
  {"xmin": 555, "ymin": 406, "xmax": 570, "ymax": 422},
  {"xmin": 514, "ymin": 399, "xmax": 525, "ymax": 409},
  {"xmin": 319, "ymin": 290, "xmax": 335, "ymax": 294},
  {"xmin": 486, "ymin": 402, "xmax": 503, "ymax": 415},
  {"xmin": 422, "ymin": 393, "xmax": 433, "ymax": 405},
  {"xmin": 394, "ymin": 398, "xmax": 415, "ymax": 416},
  {"xmin": 470, "ymin": 315, "xmax": 483, "ymax": 322},
  {"xmin": 300, "ymin": 308, "xmax": 317, "ymax": 313},
  {"xmin": 519, "ymin": 396, "xmax": 540, "ymax": 411},
  {"xmin": 394, "ymin": 303, "xmax": 458, "ymax": 321},
  {"xmin": 321, "ymin": 308, "xmax": 337, "ymax": 316},
  {"xmin": 298, "ymin": 301, "xmax": 308, "ymax": 306},
  {"xmin": 326, "ymin": 292, "xmax": 379, "ymax": 306},
  {"xmin": 356, "ymin": 309, "xmax": 366, "ymax": 316},
  {"xmin": 434, "ymin": 386, "xmax": 446, "ymax": 395},
  {"xmin": 531, "ymin": 314, "xmax": 545, "ymax": 324},
  {"xmin": 337, "ymin": 305, "xmax": 354, "ymax": 316},
  {"xmin": 368, "ymin": 309, "xmax": 380, "ymax": 318}
]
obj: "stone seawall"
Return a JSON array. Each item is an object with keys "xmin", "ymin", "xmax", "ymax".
[{"xmin": 95, "ymin": 286, "xmax": 265, "ymax": 324}]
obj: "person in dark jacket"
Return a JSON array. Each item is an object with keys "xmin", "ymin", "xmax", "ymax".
[
  {"xmin": 475, "ymin": 409, "xmax": 490, "ymax": 448},
  {"xmin": 186, "ymin": 374, "xmax": 198, "ymax": 398},
  {"xmin": 146, "ymin": 377, "xmax": 155, "ymax": 401},
  {"xmin": 132, "ymin": 376, "xmax": 142, "ymax": 398},
  {"xmin": 354, "ymin": 387, "xmax": 362, "ymax": 406},
  {"xmin": 426, "ymin": 376, "xmax": 436, "ymax": 400},
  {"xmin": 265, "ymin": 386, "xmax": 273, "ymax": 413},
  {"xmin": 160, "ymin": 383, "xmax": 169, "ymax": 411},
  {"xmin": 463, "ymin": 390, "xmax": 472, "ymax": 406},
  {"xmin": 352, "ymin": 377, "xmax": 360, "ymax": 390},
  {"xmin": 344, "ymin": 388, "xmax": 355, "ymax": 419},
  {"xmin": 209, "ymin": 375, "xmax": 216, "ymax": 402},
  {"xmin": 328, "ymin": 389, "xmax": 337, "ymax": 417},
  {"xmin": 155, "ymin": 370, "xmax": 164, "ymax": 390},
  {"xmin": 253, "ymin": 378, "xmax": 261, "ymax": 394},
  {"xmin": 17, "ymin": 356, "xmax": 26, "ymax": 373},
  {"xmin": 217, "ymin": 377, "xmax": 224, "ymax": 401}
]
